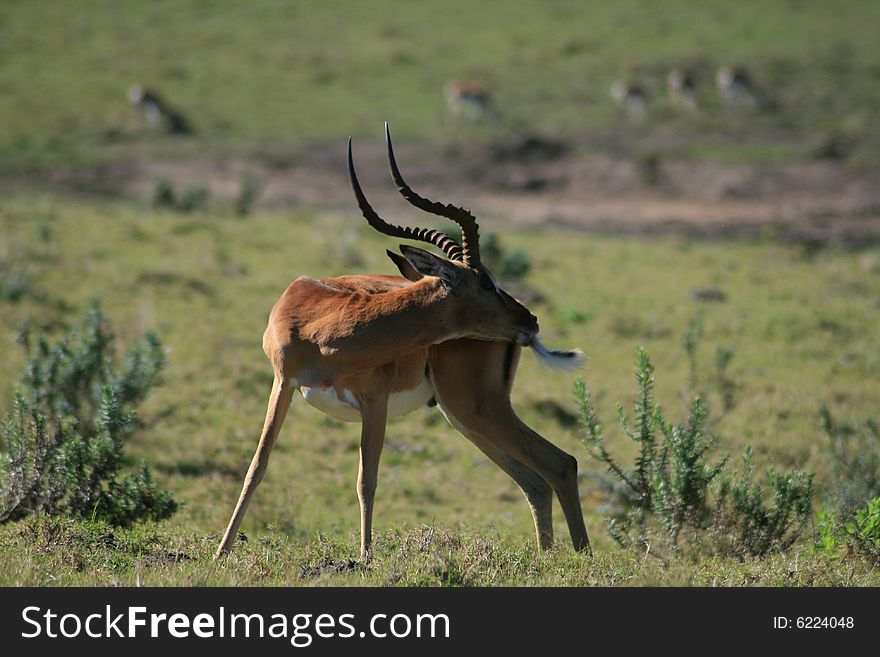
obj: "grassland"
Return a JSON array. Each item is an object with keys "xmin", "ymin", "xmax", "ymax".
[
  {"xmin": 1, "ymin": 195, "xmax": 878, "ymax": 585},
  {"xmin": 2, "ymin": 0, "xmax": 880, "ymax": 171},
  {"xmin": 1, "ymin": 0, "xmax": 879, "ymax": 587}
]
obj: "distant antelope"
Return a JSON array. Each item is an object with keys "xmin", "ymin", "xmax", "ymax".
[
  {"xmin": 444, "ymin": 80, "xmax": 496, "ymax": 123},
  {"xmin": 128, "ymin": 85, "xmax": 193, "ymax": 134},
  {"xmin": 215, "ymin": 124, "xmax": 590, "ymax": 561},
  {"xmin": 715, "ymin": 66, "xmax": 761, "ymax": 109},
  {"xmin": 610, "ymin": 80, "xmax": 648, "ymax": 118},
  {"xmin": 667, "ymin": 68, "xmax": 699, "ymax": 112}
]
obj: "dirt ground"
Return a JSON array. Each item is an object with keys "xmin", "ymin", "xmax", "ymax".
[{"xmin": 9, "ymin": 133, "xmax": 880, "ymax": 246}]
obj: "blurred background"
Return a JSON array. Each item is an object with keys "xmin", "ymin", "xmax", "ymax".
[
  {"xmin": 0, "ymin": 0, "xmax": 879, "ymax": 584},
  {"xmin": 2, "ymin": 0, "xmax": 880, "ymax": 240}
]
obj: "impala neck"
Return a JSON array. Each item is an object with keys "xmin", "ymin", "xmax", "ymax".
[
  {"xmin": 322, "ymin": 277, "xmax": 467, "ymax": 362},
  {"xmin": 372, "ymin": 277, "xmax": 465, "ymax": 344}
]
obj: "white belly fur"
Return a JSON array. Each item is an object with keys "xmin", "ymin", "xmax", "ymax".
[{"xmin": 300, "ymin": 376, "xmax": 434, "ymax": 423}]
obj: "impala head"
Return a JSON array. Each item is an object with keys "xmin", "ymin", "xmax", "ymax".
[
  {"xmin": 348, "ymin": 123, "xmax": 583, "ymax": 370},
  {"xmin": 393, "ymin": 242, "xmax": 540, "ymax": 347}
]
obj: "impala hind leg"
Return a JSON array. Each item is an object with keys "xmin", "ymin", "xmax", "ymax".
[
  {"xmin": 429, "ymin": 340, "xmax": 590, "ymax": 553},
  {"xmin": 216, "ymin": 375, "xmax": 294, "ymax": 557},
  {"xmin": 357, "ymin": 396, "xmax": 389, "ymax": 561},
  {"xmin": 443, "ymin": 418, "xmax": 554, "ymax": 550},
  {"xmin": 495, "ymin": 416, "xmax": 589, "ymax": 553},
  {"xmin": 440, "ymin": 403, "xmax": 589, "ymax": 552}
]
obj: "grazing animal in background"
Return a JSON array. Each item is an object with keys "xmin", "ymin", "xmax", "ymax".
[
  {"xmin": 128, "ymin": 85, "xmax": 193, "ymax": 134},
  {"xmin": 610, "ymin": 80, "xmax": 648, "ymax": 118},
  {"xmin": 715, "ymin": 66, "xmax": 761, "ymax": 109},
  {"xmin": 444, "ymin": 80, "xmax": 497, "ymax": 123},
  {"xmin": 667, "ymin": 68, "xmax": 699, "ymax": 112},
  {"xmin": 215, "ymin": 124, "xmax": 590, "ymax": 561}
]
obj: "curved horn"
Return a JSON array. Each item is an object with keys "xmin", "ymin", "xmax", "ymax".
[
  {"xmin": 348, "ymin": 137, "xmax": 464, "ymax": 261},
  {"xmin": 385, "ymin": 122, "xmax": 481, "ymax": 267}
]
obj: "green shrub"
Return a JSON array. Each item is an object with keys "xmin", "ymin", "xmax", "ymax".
[
  {"xmin": 712, "ymin": 448, "xmax": 814, "ymax": 557},
  {"xmin": 817, "ymin": 496, "xmax": 880, "ymax": 564},
  {"xmin": 151, "ymin": 178, "xmax": 176, "ymax": 210},
  {"xmin": 0, "ymin": 305, "xmax": 177, "ymax": 526},
  {"xmin": 150, "ymin": 179, "xmax": 210, "ymax": 213},
  {"xmin": 577, "ymin": 346, "xmax": 812, "ymax": 557},
  {"xmin": 682, "ymin": 315, "xmax": 738, "ymax": 413},
  {"xmin": 814, "ymin": 407, "xmax": 880, "ymax": 564},
  {"xmin": 577, "ymin": 347, "xmax": 727, "ymax": 551},
  {"xmin": 178, "ymin": 185, "xmax": 209, "ymax": 213},
  {"xmin": 0, "ymin": 268, "xmax": 32, "ymax": 303},
  {"xmin": 715, "ymin": 346, "xmax": 737, "ymax": 413},
  {"xmin": 820, "ymin": 404, "xmax": 879, "ymax": 515},
  {"xmin": 235, "ymin": 170, "xmax": 262, "ymax": 216}
]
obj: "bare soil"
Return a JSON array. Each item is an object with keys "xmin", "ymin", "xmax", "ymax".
[{"xmin": 7, "ymin": 133, "xmax": 880, "ymax": 246}]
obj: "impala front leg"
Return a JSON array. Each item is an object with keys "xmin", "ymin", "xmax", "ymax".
[
  {"xmin": 357, "ymin": 393, "xmax": 389, "ymax": 561},
  {"xmin": 216, "ymin": 374, "xmax": 294, "ymax": 557}
]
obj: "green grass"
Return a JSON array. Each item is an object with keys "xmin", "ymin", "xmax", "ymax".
[
  {"xmin": 1, "ymin": 194, "xmax": 879, "ymax": 585},
  {"xmin": 2, "ymin": 0, "xmax": 880, "ymax": 170},
  {"xmin": 2, "ymin": 516, "xmax": 876, "ymax": 586}
]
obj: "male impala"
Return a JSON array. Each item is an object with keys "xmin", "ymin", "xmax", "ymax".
[{"xmin": 216, "ymin": 125, "xmax": 590, "ymax": 560}]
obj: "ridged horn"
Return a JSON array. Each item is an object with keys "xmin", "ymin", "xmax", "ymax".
[
  {"xmin": 384, "ymin": 122, "xmax": 481, "ymax": 267},
  {"xmin": 348, "ymin": 136, "xmax": 464, "ymax": 261}
]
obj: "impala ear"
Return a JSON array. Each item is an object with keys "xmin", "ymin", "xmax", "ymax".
[
  {"xmin": 399, "ymin": 245, "xmax": 458, "ymax": 288},
  {"xmin": 386, "ymin": 249, "xmax": 423, "ymax": 282}
]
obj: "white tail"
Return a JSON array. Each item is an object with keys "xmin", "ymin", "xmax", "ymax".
[{"xmin": 530, "ymin": 337, "xmax": 585, "ymax": 371}]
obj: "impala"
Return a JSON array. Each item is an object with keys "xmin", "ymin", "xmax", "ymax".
[
  {"xmin": 715, "ymin": 65, "xmax": 760, "ymax": 109},
  {"xmin": 128, "ymin": 85, "xmax": 193, "ymax": 135},
  {"xmin": 215, "ymin": 124, "xmax": 590, "ymax": 560},
  {"xmin": 444, "ymin": 80, "xmax": 495, "ymax": 123},
  {"xmin": 667, "ymin": 68, "xmax": 699, "ymax": 112},
  {"xmin": 610, "ymin": 80, "xmax": 648, "ymax": 118}
]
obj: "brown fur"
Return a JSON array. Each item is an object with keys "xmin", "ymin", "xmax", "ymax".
[
  {"xmin": 216, "ymin": 261, "xmax": 588, "ymax": 561},
  {"xmin": 215, "ymin": 266, "xmax": 590, "ymax": 559}
]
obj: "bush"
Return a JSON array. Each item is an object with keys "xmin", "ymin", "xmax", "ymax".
[
  {"xmin": 820, "ymin": 404, "xmax": 879, "ymax": 515},
  {"xmin": 0, "ymin": 268, "xmax": 34, "ymax": 303},
  {"xmin": 0, "ymin": 305, "xmax": 177, "ymax": 526},
  {"xmin": 682, "ymin": 315, "xmax": 737, "ymax": 413},
  {"xmin": 577, "ymin": 346, "xmax": 812, "ymax": 557},
  {"xmin": 151, "ymin": 178, "xmax": 176, "ymax": 210},
  {"xmin": 712, "ymin": 448, "xmax": 814, "ymax": 558},
  {"xmin": 150, "ymin": 178, "xmax": 210, "ymax": 213},
  {"xmin": 177, "ymin": 185, "xmax": 209, "ymax": 213},
  {"xmin": 235, "ymin": 170, "xmax": 262, "ymax": 216},
  {"xmin": 817, "ymin": 496, "xmax": 880, "ymax": 564},
  {"xmin": 577, "ymin": 347, "xmax": 726, "ymax": 551},
  {"xmin": 814, "ymin": 406, "xmax": 880, "ymax": 564}
]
